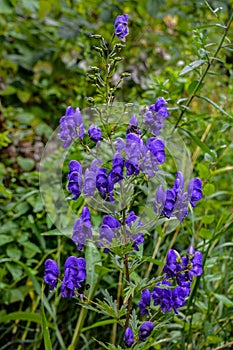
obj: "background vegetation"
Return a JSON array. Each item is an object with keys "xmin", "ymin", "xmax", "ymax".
[{"xmin": 0, "ymin": 0, "xmax": 232, "ymax": 349}]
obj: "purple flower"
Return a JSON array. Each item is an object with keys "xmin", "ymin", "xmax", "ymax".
[
  {"xmin": 152, "ymin": 281, "xmax": 172, "ymax": 313},
  {"xmin": 132, "ymin": 233, "xmax": 144, "ymax": 251},
  {"xmin": 138, "ymin": 321, "xmax": 154, "ymax": 342},
  {"xmin": 114, "ymin": 14, "xmax": 129, "ymax": 41},
  {"xmin": 58, "ymin": 106, "xmax": 84, "ymax": 148},
  {"xmin": 88, "ymin": 124, "xmax": 102, "ymax": 142},
  {"xmin": 67, "ymin": 160, "xmax": 83, "ymax": 200},
  {"xmin": 96, "ymin": 168, "xmax": 114, "ymax": 202},
  {"xmin": 83, "ymin": 159, "xmax": 101, "ymax": 196},
  {"xmin": 44, "ymin": 259, "xmax": 60, "ymax": 290},
  {"xmin": 142, "ymin": 97, "xmax": 170, "ymax": 136},
  {"xmin": 109, "ymin": 153, "xmax": 124, "ymax": 185},
  {"xmin": 126, "ymin": 211, "xmax": 144, "ymax": 251},
  {"xmin": 172, "ymin": 286, "xmax": 190, "ymax": 313},
  {"xmin": 61, "ymin": 256, "xmax": 86, "ymax": 298},
  {"xmin": 163, "ymin": 249, "xmax": 182, "ymax": 279},
  {"xmin": 188, "ymin": 178, "xmax": 202, "ymax": 207},
  {"xmin": 124, "ymin": 327, "xmax": 134, "ymax": 348},
  {"xmin": 72, "ymin": 206, "xmax": 92, "ymax": 251},
  {"xmin": 98, "ymin": 215, "xmax": 121, "ymax": 250},
  {"xmin": 188, "ymin": 248, "xmax": 203, "ymax": 278},
  {"xmin": 146, "ymin": 137, "xmax": 166, "ymax": 165},
  {"xmin": 138, "ymin": 289, "xmax": 151, "ymax": 315}
]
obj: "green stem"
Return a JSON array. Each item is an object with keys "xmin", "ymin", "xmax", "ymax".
[{"xmin": 172, "ymin": 11, "xmax": 233, "ymax": 132}]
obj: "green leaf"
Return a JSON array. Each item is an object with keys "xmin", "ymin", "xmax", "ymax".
[
  {"xmin": 187, "ymin": 80, "xmax": 204, "ymax": 94},
  {"xmin": 0, "ymin": 311, "xmax": 42, "ymax": 324},
  {"xmin": 0, "ymin": 182, "xmax": 12, "ymax": 198},
  {"xmin": 17, "ymin": 156, "xmax": 35, "ymax": 171},
  {"xmin": 179, "ymin": 60, "xmax": 207, "ymax": 76},
  {"xmin": 0, "ymin": 234, "xmax": 14, "ymax": 246},
  {"xmin": 85, "ymin": 243, "xmax": 102, "ymax": 298},
  {"xmin": 16, "ymin": 90, "xmax": 31, "ymax": 103},
  {"xmin": 181, "ymin": 128, "xmax": 215, "ymax": 158},
  {"xmin": 203, "ymin": 183, "xmax": 215, "ymax": 196},
  {"xmin": 199, "ymin": 228, "xmax": 212, "ymax": 239},
  {"xmin": 213, "ymin": 293, "xmax": 233, "ymax": 307},
  {"xmin": 197, "ymin": 164, "xmax": 211, "ymax": 179},
  {"xmin": 202, "ymin": 215, "xmax": 215, "ymax": 224},
  {"xmin": 6, "ymin": 244, "xmax": 22, "ymax": 260},
  {"xmin": 197, "ymin": 95, "xmax": 233, "ymax": 119},
  {"xmin": 42, "ymin": 303, "xmax": 53, "ymax": 350},
  {"xmin": 82, "ymin": 319, "xmax": 117, "ymax": 332}
]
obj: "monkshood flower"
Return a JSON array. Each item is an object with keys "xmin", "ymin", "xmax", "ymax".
[
  {"xmin": 188, "ymin": 178, "xmax": 203, "ymax": 207},
  {"xmin": 88, "ymin": 124, "xmax": 102, "ymax": 142},
  {"xmin": 68, "ymin": 160, "xmax": 82, "ymax": 200},
  {"xmin": 152, "ymin": 281, "xmax": 172, "ymax": 313},
  {"xmin": 126, "ymin": 211, "xmax": 144, "ymax": 251},
  {"xmin": 72, "ymin": 207, "xmax": 92, "ymax": 251},
  {"xmin": 114, "ymin": 14, "xmax": 129, "ymax": 41},
  {"xmin": 172, "ymin": 286, "xmax": 190, "ymax": 314},
  {"xmin": 124, "ymin": 327, "xmax": 134, "ymax": 348},
  {"xmin": 146, "ymin": 137, "xmax": 166, "ymax": 165},
  {"xmin": 178, "ymin": 246, "xmax": 203, "ymax": 285},
  {"xmin": 83, "ymin": 159, "xmax": 101, "ymax": 196},
  {"xmin": 96, "ymin": 167, "xmax": 114, "ymax": 202},
  {"xmin": 163, "ymin": 249, "xmax": 182, "ymax": 279},
  {"xmin": 138, "ymin": 321, "xmax": 154, "ymax": 342},
  {"xmin": 44, "ymin": 259, "xmax": 60, "ymax": 290},
  {"xmin": 61, "ymin": 256, "xmax": 86, "ymax": 298},
  {"xmin": 58, "ymin": 106, "xmax": 84, "ymax": 148},
  {"xmin": 108, "ymin": 153, "xmax": 124, "ymax": 185},
  {"xmin": 138, "ymin": 289, "xmax": 151, "ymax": 315},
  {"xmin": 142, "ymin": 97, "xmax": 170, "ymax": 136},
  {"xmin": 154, "ymin": 172, "xmax": 202, "ymax": 222},
  {"xmin": 99, "ymin": 215, "xmax": 121, "ymax": 251}
]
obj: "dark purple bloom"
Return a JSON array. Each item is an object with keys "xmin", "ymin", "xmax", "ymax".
[
  {"xmin": 61, "ymin": 256, "xmax": 86, "ymax": 298},
  {"xmin": 96, "ymin": 168, "xmax": 114, "ymax": 202},
  {"xmin": 83, "ymin": 159, "xmax": 101, "ymax": 196},
  {"xmin": 172, "ymin": 286, "xmax": 190, "ymax": 313},
  {"xmin": 189, "ymin": 250, "xmax": 203, "ymax": 278},
  {"xmin": 154, "ymin": 185, "xmax": 166, "ymax": 215},
  {"xmin": 188, "ymin": 178, "xmax": 202, "ymax": 207},
  {"xmin": 88, "ymin": 124, "xmax": 102, "ymax": 142},
  {"xmin": 138, "ymin": 289, "xmax": 151, "ymax": 314},
  {"xmin": 58, "ymin": 106, "xmax": 84, "ymax": 148},
  {"xmin": 98, "ymin": 215, "xmax": 121, "ymax": 250},
  {"xmin": 152, "ymin": 281, "xmax": 172, "ymax": 313},
  {"xmin": 72, "ymin": 206, "xmax": 92, "ymax": 251},
  {"xmin": 149, "ymin": 97, "xmax": 167, "ymax": 112},
  {"xmin": 132, "ymin": 233, "xmax": 144, "ymax": 251},
  {"xmin": 146, "ymin": 137, "xmax": 166, "ymax": 165},
  {"xmin": 124, "ymin": 327, "xmax": 134, "ymax": 348},
  {"xmin": 44, "ymin": 259, "xmax": 60, "ymax": 290},
  {"xmin": 138, "ymin": 321, "xmax": 154, "ymax": 342},
  {"xmin": 163, "ymin": 249, "xmax": 182, "ymax": 279},
  {"xmin": 114, "ymin": 14, "xmax": 129, "ymax": 41},
  {"xmin": 109, "ymin": 153, "xmax": 124, "ymax": 185},
  {"xmin": 142, "ymin": 97, "xmax": 170, "ymax": 136},
  {"xmin": 68, "ymin": 160, "xmax": 83, "ymax": 200}
]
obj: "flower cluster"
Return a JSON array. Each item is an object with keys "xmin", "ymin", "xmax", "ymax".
[
  {"xmin": 154, "ymin": 171, "xmax": 203, "ymax": 222},
  {"xmin": 72, "ymin": 209, "xmax": 144, "ymax": 252},
  {"xmin": 124, "ymin": 321, "xmax": 154, "ymax": 347},
  {"xmin": 44, "ymin": 256, "xmax": 86, "ymax": 298},
  {"xmin": 137, "ymin": 246, "xmax": 203, "ymax": 315}
]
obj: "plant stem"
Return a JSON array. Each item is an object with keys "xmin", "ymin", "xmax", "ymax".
[{"xmin": 172, "ymin": 11, "xmax": 233, "ymax": 132}]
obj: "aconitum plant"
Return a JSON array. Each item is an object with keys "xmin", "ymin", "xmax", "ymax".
[{"xmin": 43, "ymin": 14, "xmax": 204, "ymax": 349}]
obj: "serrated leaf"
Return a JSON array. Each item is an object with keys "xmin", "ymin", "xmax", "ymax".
[{"xmin": 179, "ymin": 60, "xmax": 207, "ymax": 76}]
